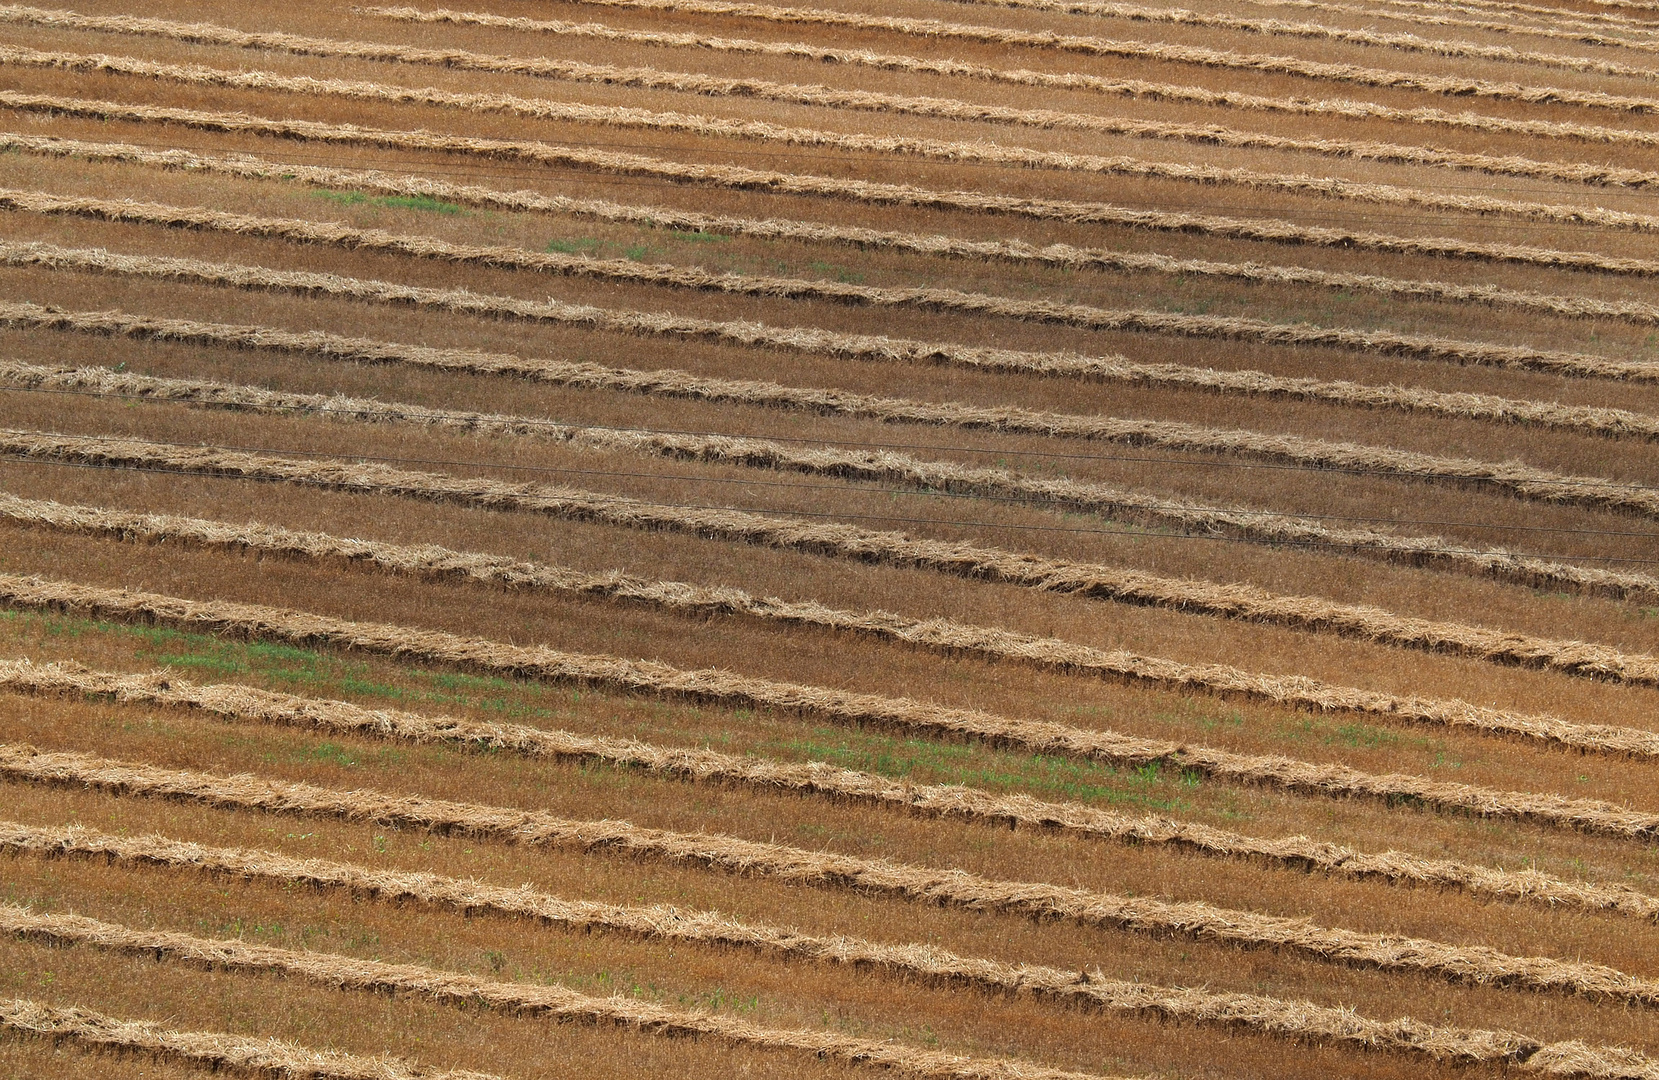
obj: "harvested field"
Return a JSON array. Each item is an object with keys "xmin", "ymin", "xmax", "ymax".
[{"xmin": 4, "ymin": 0, "xmax": 1658, "ymax": 1076}]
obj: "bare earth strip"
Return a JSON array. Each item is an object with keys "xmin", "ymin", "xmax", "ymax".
[
  {"xmin": 550, "ymin": 0, "xmax": 1659, "ymax": 112},
  {"xmin": 9, "ymin": 227, "xmax": 1644, "ymax": 385},
  {"xmin": 15, "ymin": 134, "xmax": 1659, "ymax": 320},
  {"xmin": 0, "ymin": 996, "xmax": 502, "ymax": 1080},
  {"xmin": 2, "ymin": 573, "xmax": 1657, "ymax": 836},
  {"xmin": 369, "ymin": 3, "xmax": 1659, "ymax": 79},
  {"xmin": 11, "ymin": 8, "xmax": 1659, "ymax": 190},
  {"xmin": 6, "ymin": 492, "xmax": 1654, "ymax": 758},
  {"xmin": 0, "ymin": 904, "xmax": 1120, "ymax": 1080},
  {"xmin": 4, "ymin": 818, "xmax": 1646, "ymax": 1076},
  {"xmin": 977, "ymin": 0, "xmax": 1659, "ymax": 50},
  {"xmin": 10, "ymin": 48, "xmax": 1659, "ymax": 231},
  {"xmin": 6, "ymin": 748, "xmax": 1659, "ymax": 1005},
  {"xmin": 9, "ymin": 242, "xmax": 1658, "ymax": 514},
  {"xmin": 15, "ymin": 302, "xmax": 1659, "ymax": 602},
  {"xmin": 362, "ymin": 6, "xmax": 1659, "ymax": 147},
  {"xmin": 10, "ymin": 433, "xmax": 1659, "ymax": 689},
  {"xmin": 8, "ymin": 100, "xmax": 1656, "ymax": 276},
  {"xmin": 11, "ymin": 656, "xmax": 1659, "ymax": 915},
  {"xmin": 933, "ymin": 0, "xmax": 1659, "ymax": 77},
  {"xmin": 19, "ymin": 190, "xmax": 1659, "ymax": 425}
]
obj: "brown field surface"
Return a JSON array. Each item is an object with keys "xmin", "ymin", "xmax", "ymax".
[{"xmin": 4, "ymin": 0, "xmax": 1659, "ymax": 1076}]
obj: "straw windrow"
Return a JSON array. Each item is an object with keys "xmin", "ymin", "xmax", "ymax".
[
  {"xmin": 20, "ymin": 187, "xmax": 1659, "ymax": 381},
  {"xmin": 3, "ymin": 574, "xmax": 1658, "ymax": 834},
  {"xmin": 10, "ymin": 434, "xmax": 1659, "ymax": 686},
  {"xmin": 14, "ymin": 132, "xmax": 1659, "ymax": 316},
  {"xmin": 8, "ymin": 233, "xmax": 1644, "ymax": 386},
  {"xmin": 364, "ymin": 5, "xmax": 1659, "ymax": 147},
  {"xmin": 8, "ymin": 47, "xmax": 1659, "ymax": 230},
  {"xmin": 10, "ymin": 656, "xmax": 1659, "ymax": 915},
  {"xmin": 9, "ymin": 8, "xmax": 1659, "ymax": 190},
  {"xmin": 0, "ymin": 997, "xmax": 501, "ymax": 1080},
  {"xmin": 551, "ymin": 0, "xmax": 1659, "ymax": 111},
  {"xmin": 13, "ymin": 302, "xmax": 1659, "ymax": 601},
  {"xmin": 7, "ymin": 747, "xmax": 1659, "ymax": 1002},
  {"xmin": 5, "ymin": 818, "xmax": 1652, "ymax": 1075},
  {"xmin": 0, "ymin": 901, "xmax": 1120, "ymax": 1080},
  {"xmin": 10, "ymin": 241, "xmax": 1659, "ymax": 514},
  {"xmin": 938, "ymin": 0, "xmax": 1659, "ymax": 78},
  {"xmin": 8, "ymin": 98, "xmax": 1656, "ymax": 274}
]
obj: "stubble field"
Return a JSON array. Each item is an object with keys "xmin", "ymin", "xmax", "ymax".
[{"xmin": 2, "ymin": 0, "xmax": 1659, "ymax": 1076}]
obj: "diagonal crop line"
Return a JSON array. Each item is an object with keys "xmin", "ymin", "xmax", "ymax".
[
  {"xmin": 8, "ymin": 655, "xmax": 1659, "ymax": 915},
  {"xmin": 10, "ymin": 432, "xmax": 1659, "ymax": 687},
  {"xmin": 998, "ymin": 0, "xmax": 1659, "ymax": 51},
  {"xmin": 13, "ymin": 134, "xmax": 1659, "ymax": 318},
  {"xmin": 13, "ymin": 242, "xmax": 1659, "ymax": 519},
  {"xmin": 552, "ymin": 0, "xmax": 1659, "ymax": 112},
  {"xmin": 7, "ymin": 101, "xmax": 1656, "ymax": 275},
  {"xmin": 3, "ymin": 574, "xmax": 1658, "ymax": 836},
  {"xmin": 362, "ymin": 6, "xmax": 1659, "ymax": 148},
  {"xmin": 0, "ymin": 901, "xmax": 1121, "ymax": 1080},
  {"xmin": 17, "ymin": 189, "xmax": 1659, "ymax": 422},
  {"xmin": 13, "ymin": 355, "xmax": 1659, "ymax": 590},
  {"xmin": 6, "ymin": 816, "xmax": 1647, "ymax": 1075},
  {"xmin": 12, "ymin": 242, "xmax": 1659, "ymax": 520},
  {"xmin": 12, "ymin": 302, "xmax": 1659, "ymax": 604},
  {"xmin": 936, "ymin": 0, "xmax": 1659, "ymax": 78},
  {"xmin": 0, "ymin": 995, "xmax": 502, "ymax": 1079},
  {"xmin": 9, "ymin": 6, "xmax": 1659, "ymax": 190},
  {"xmin": 5, "ymin": 228, "xmax": 1641, "ymax": 382},
  {"xmin": 5, "ymin": 494, "xmax": 1656, "ymax": 760},
  {"xmin": 5, "ymin": 747, "xmax": 1659, "ymax": 1004},
  {"xmin": 6, "ymin": 47, "xmax": 1659, "ymax": 231}
]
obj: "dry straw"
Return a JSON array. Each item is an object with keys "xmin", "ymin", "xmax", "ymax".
[
  {"xmin": 8, "ymin": 220, "xmax": 1647, "ymax": 386},
  {"xmin": 1159, "ymin": 0, "xmax": 1659, "ymax": 49},
  {"xmin": 374, "ymin": 2, "xmax": 1659, "ymax": 74},
  {"xmin": 557, "ymin": 0, "xmax": 1659, "ymax": 111},
  {"xmin": 0, "ymin": 903, "xmax": 1118, "ymax": 1080},
  {"xmin": 4, "ymin": 572, "xmax": 1658, "ymax": 837},
  {"xmin": 0, "ymin": 996, "xmax": 499, "ymax": 1080},
  {"xmin": 14, "ymin": 239, "xmax": 1659, "ymax": 518},
  {"xmin": 12, "ymin": 348, "xmax": 1659, "ymax": 605},
  {"xmin": 8, "ymin": 818, "xmax": 1654, "ymax": 1076},
  {"xmin": 943, "ymin": 0, "xmax": 1659, "ymax": 78},
  {"xmin": 16, "ymin": 133, "xmax": 1659, "ymax": 319},
  {"xmin": 1407, "ymin": 0, "xmax": 1659, "ymax": 29},
  {"xmin": 13, "ymin": 189, "xmax": 1659, "ymax": 435},
  {"xmin": 8, "ymin": 747, "xmax": 1659, "ymax": 1005},
  {"xmin": 365, "ymin": 5, "xmax": 1659, "ymax": 149},
  {"xmin": 9, "ymin": 47, "xmax": 1659, "ymax": 232},
  {"xmin": 13, "ymin": 6, "xmax": 1659, "ymax": 192},
  {"xmin": 16, "ymin": 426, "xmax": 1659, "ymax": 686},
  {"xmin": 9, "ymin": 99, "xmax": 1658, "ymax": 277},
  {"xmin": 10, "ymin": 484, "xmax": 1659, "ymax": 758},
  {"xmin": 12, "ymin": 430, "xmax": 1659, "ymax": 691},
  {"xmin": 15, "ymin": 301, "xmax": 1659, "ymax": 601},
  {"xmin": 13, "ymin": 656, "xmax": 1659, "ymax": 916},
  {"xmin": 8, "ymin": 491, "xmax": 1657, "ymax": 757}
]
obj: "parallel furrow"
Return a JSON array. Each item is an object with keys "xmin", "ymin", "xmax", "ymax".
[
  {"xmin": 15, "ymin": 302, "xmax": 1659, "ymax": 600},
  {"xmin": 10, "ymin": 656, "xmax": 1659, "ymax": 913},
  {"xmin": 9, "ymin": 7, "xmax": 1657, "ymax": 189},
  {"xmin": 0, "ymin": 901, "xmax": 1114, "ymax": 1080},
  {"xmin": 9, "ymin": 47, "xmax": 1658, "ymax": 230},
  {"xmin": 8, "ymin": 97, "xmax": 1655, "ymax": 275},
  {"xmin": 0, "ymin": 996, "xmax": 500, "ymax": 1080},
  {"xmin": 2, "ymin": 574, "xmax": 1656, "ymax": 833},
  {"xmin": 5, "ymin": 748, "xmax": 1659, "ymax": 1002},
  {"xmin": 2, "ymin": 819, "xmax": 1641, "ymax": 1075},
  {"xmin": 15, "ymin": 133, "xmax": 1659, "ymax": 319}
]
